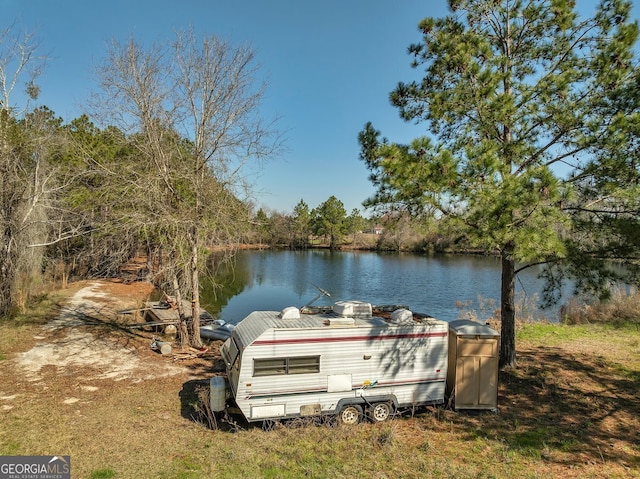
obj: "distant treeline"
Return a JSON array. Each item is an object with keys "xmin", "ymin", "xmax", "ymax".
[{"xmin": 249, "ymin": 196, "xmax": 478, "ymax": 254}]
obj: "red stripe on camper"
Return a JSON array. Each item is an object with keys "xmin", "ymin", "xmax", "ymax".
[{"xmin": 252, "ymin": 331, "xmax": 447, "ymax": 346}]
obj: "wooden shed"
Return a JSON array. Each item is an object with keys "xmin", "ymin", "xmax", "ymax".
[{"xmin": 446, "ymin": 320, "xmax": 500, "ymax": 410}]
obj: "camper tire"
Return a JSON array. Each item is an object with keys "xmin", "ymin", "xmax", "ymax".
[
  {"xmin": 338, "ymin": 404, "xmax": 362, "ymax": 425},
  {"xmin": 368, "ymin": 402, "xmax": 393, "ymax": 422}
]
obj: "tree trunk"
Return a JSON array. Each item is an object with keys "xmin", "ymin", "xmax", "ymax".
[
  {"xmin": 172, "ymin": 272, "xmax": 189, "ymax": 347},
  {"xmin": 190, "ymin": 226, "xmax": 203, "ymax": 348},
  {"xmin": 0, "ymin": 115, "xmax": 16, "ymax": 318},
  {"xmin": 0, "ymin": 229, "xmax": 15, "ymax": 317},
  {"xmin": 145, "ymin": 242, "xmax": 154, "ymax": 282},
  {"xmin": 499, "ymin": 244, "xmax": 517, "ymax": 368}
]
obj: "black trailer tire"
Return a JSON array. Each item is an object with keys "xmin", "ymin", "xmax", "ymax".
[
  {"xmin": 369, "ymin": 402, "xmax": 393, "ymax": 422},
  {"xmin": 338, "ymin": 404, "xmax": 362, "ymax": 425}
]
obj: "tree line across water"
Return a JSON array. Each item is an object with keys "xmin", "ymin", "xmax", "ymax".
[
  {"xmin": 251, "ymin": 196, "xmax": 477, "ymax": 254},
  {"xmin": 2, "ymin": 1, "xmax": 640, "ymax": 368}
]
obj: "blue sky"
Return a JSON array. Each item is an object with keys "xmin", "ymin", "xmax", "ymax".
[{"xmin": 3, "ymin": 1, "xmax": 637, "ymax": 215}]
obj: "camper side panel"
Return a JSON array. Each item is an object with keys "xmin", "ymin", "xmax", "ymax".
[{"xmin": 233, "ymin": 320, "xmax": 448, "ymax": 421}]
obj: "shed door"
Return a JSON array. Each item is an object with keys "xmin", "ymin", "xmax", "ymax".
[
  {"xmin": 454, "ymin": 338, "xmax": 498, "ymax": 408},
  {"xmin": 478, "ymin": 356, "xmax": 498, "ymax": 406},
  {"xmin": 455, "ymin": 357, "xmax": 478, "ymax": 406}
]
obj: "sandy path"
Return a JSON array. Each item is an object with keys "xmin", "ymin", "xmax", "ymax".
[{"xmin": 14, "ymin": 281, "xmax": 184, "ymax": 383}]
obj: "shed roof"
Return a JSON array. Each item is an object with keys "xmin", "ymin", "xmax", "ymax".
[{"xmin": 449, "ymin": 319, "xmax": 499, "ymax": 337}]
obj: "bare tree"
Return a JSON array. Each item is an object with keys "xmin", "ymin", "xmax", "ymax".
[
  {"xmin": 93, "ymin": 31, "xmax": 280, "ymax": 346},
  {"xmin": 0, "ymin": 24, "xmax": 50, "ymax": 316}
]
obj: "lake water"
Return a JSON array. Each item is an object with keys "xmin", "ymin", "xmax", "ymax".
[{"xmin": 201, "ymin": 249, "xmax": 572, "ymax": 324}]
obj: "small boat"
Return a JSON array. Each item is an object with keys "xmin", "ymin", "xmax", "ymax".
[{"xmin": 200, "ymin": 319, "xmax": 235, "ymax": 341}]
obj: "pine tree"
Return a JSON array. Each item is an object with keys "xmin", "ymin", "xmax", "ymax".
[{"xmin": 359, "ymin": 0, "xmax": 639, "ymax": 367}]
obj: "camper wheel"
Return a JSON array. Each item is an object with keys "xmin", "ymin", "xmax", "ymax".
[
  {"xmin": 369, "ymin": 402, "xmax": 393, "ymax": 422},
  {"xmin": 338, "ymin": 404, "xmax": 362, "ymax": 425}
]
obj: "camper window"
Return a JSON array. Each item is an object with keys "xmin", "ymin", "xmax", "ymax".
[
  {"xmin": 254, "ymin": 358, "xmax": 286, "ymax": 376},
  {"xmin": 288, "ymin": 356, "xmax": 321, "ymax": 374},
  {"xmin": 254, "ymin": 356, "xmax": 320, "ymax": 377}
]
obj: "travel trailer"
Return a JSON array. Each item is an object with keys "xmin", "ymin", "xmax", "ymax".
[{"xmin": 211, "ymin": 300, "xmax": 450, "ymax": 424}]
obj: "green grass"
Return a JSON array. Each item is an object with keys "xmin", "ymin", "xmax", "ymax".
[
  {"xmin": 517, "ymin": 322, "xmax": 596, "ymax": 343},
  {"xmin": 0, "ymin": 441, "xmax": 21, "ymax": 455},
  {"xmin": 89, "ymin": 469, "xmax": 117, "ymax": 479},
  {"xmin": 517, "ymin": 321, "xmax": 640, "ymax": 343}
]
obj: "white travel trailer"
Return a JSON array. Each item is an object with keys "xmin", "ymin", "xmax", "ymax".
[{"xmin": 212, "ymin": 300, "xmax": 449, "ymax": 424}]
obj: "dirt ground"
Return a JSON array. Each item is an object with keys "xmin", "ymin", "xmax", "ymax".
[
  {"xmin": 1, "ymin": 279, "xmax": 639, "ymax": 478},
  {"xmin": 1, "ymin": 280, "xmax": 221, "ymax": 416}
]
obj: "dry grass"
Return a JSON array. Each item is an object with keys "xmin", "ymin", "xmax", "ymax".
[
  {"xmin": 0, "ymin": 280, "xmax": 639, "ymax": 478},
  {"xmin": 460, "ymin": 290, "xmax": 556, "ymax": 321},
  {"xmin": 561, "ymin": 287, "xmax": 640, "ymax": 325}
]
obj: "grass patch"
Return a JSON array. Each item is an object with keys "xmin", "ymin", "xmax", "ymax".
[
  {"xmin": 510, "ymin": 427, "xmax": 558, "ymax": 458},
  {"xmin": 517, "ymin": 322, "xmax": 595, "ymax": 343},
  {"xmin": 5, "ymin": 291, "xmax": 65, "ymax": 326},
  {"xmin": 0, "ymin": 441, "xmax": 21, "ymax": 455},
  {"xmin": 518, "ymin": 320, "xmax": 640, "ymax": 346},
  {"xmin": 89, "ymin": 469, "xmax": 117, "ymax": 479},
  {"xmin": 168, "ymin": 455, "xmax": 205, "ymax": 479},
  {"xmin": 1, "ymin": 280, "xmax": 639, "ymax": 479}
]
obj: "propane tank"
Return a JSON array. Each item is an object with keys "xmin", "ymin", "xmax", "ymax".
[{"xmin": 210, "ymin": 376, "xmax": 227, "ymax": 412}]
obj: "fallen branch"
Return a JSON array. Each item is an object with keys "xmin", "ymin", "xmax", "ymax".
[{"xmin": 170, "ymin": 347, "xmax": 212, "ymax": 361}]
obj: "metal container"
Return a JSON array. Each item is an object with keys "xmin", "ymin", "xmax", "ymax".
[{"xmin": 209, "ymin": 376, "xmax": 227, "ymax": 412}]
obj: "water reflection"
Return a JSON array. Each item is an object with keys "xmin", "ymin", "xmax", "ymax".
[
  {"xmin": 201, "ymin": 249, "xmax": 571, "ymax": 324},
  {"xmin": 199, "ymin": 252, "xmax": 250, "ymax": 314}
]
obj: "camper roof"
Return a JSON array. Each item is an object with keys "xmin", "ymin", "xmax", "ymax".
[
  {"xmin": 229, "ymin": 306, "xmax": 443, "ymax": 351},
  {"xmin": 230, "ymin": 310, "xmax": 364, "ymax": 349}
]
